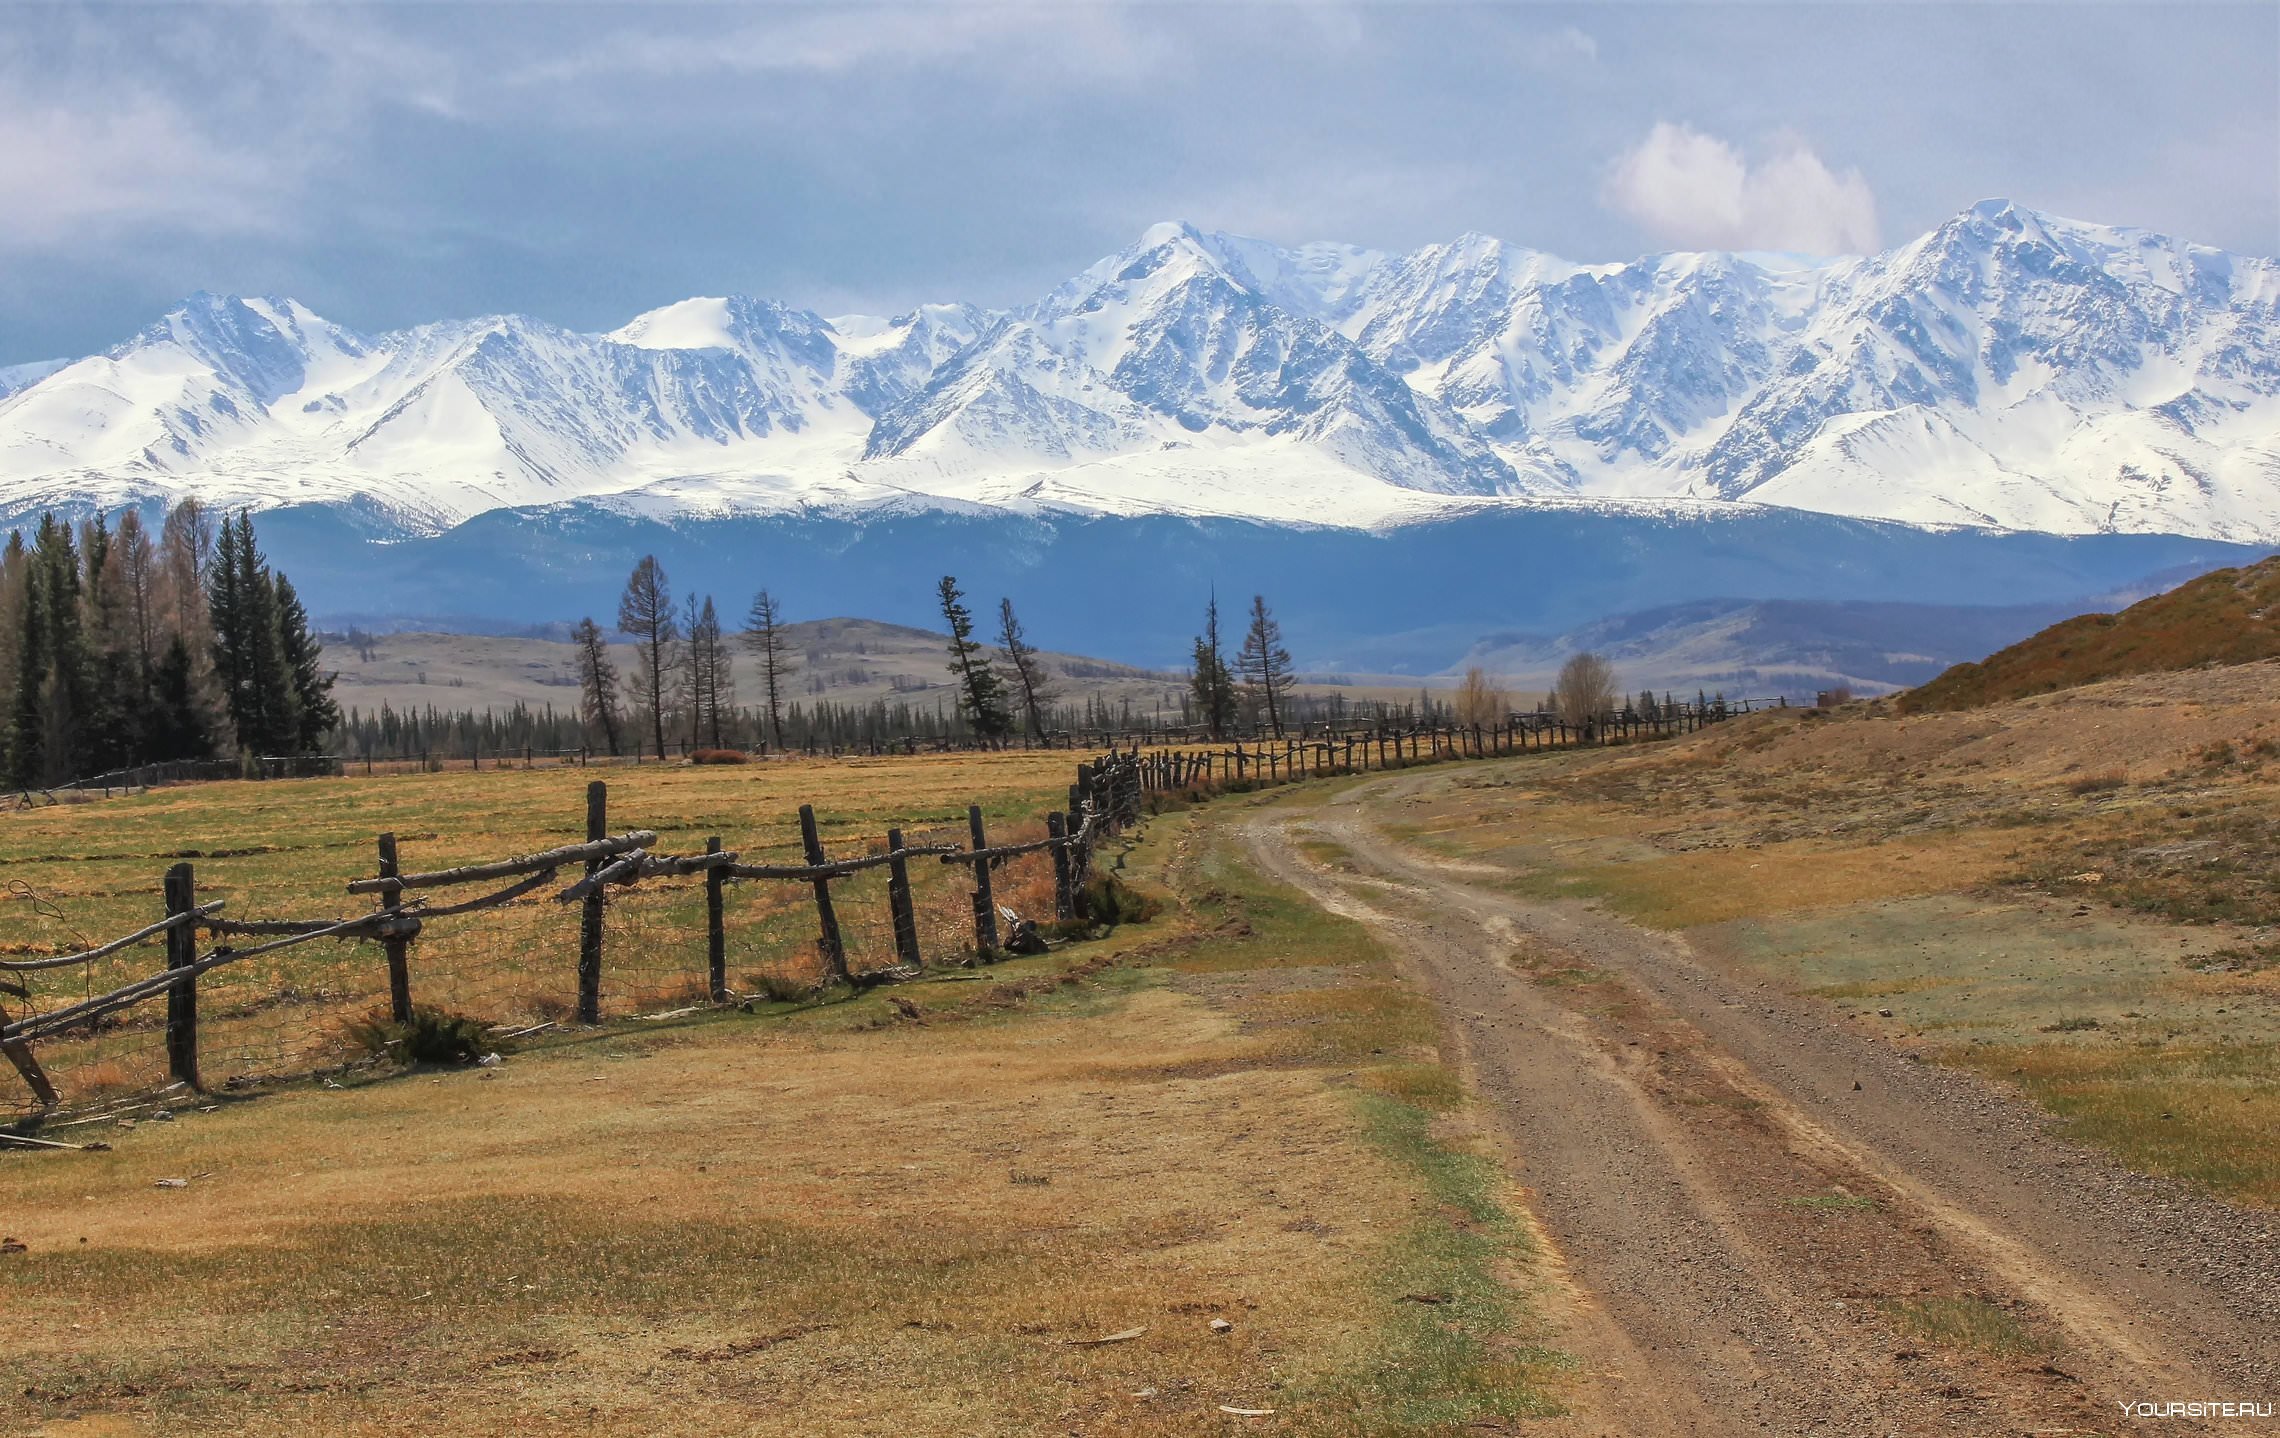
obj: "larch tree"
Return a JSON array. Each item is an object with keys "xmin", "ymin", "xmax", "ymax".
[
  {"xmin": 1235, "ymin": 594, "xmax": 1295, "ymax": 738},
  {"xmin": 741, "ymin": 588, "xmax": 795, "ymax": 753},
  {"xmin": 572, "ymin": 617, "xmax": 625, "ymax": 755},
  {"xmin": 936, "ymin": 575, "xmax": 1010, "ymax": 741},
  {"xmin": 684, "ymin": 594, "xmax": 732, "ymax": 749},
  {"xmin": 995, "ymin": 597, "xmax": 1055, "ymax": 741},
  {"xmin": 618, "ymin": 555, "xmax": 678, "ymax": 759}
]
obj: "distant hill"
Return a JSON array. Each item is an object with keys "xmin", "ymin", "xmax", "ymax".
[
  {"xmin": 1446, "ymin": 596, "xmax": 2084, "ymax": 700},
  {"xmin": 1898, "ymin": 555, "xmax": 2280, "ymax": 713}
]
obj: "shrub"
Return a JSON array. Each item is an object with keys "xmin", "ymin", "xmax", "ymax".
[
  {"xmin": 747, "ymin": 971, "xmax": 821, "ymax": 1004},
  {"xmin": 2066, "ymin": 769, "xmax": 2128, "ymax": 795},
  {"xmin": 1080, "ymin": 872, "xmax": 1160, "ymax": 927},
  {"xmin": 690, "ymin": 748, "xmax": 750, "ymax": 765},
  {"xmin": 345, "ymin": 1005, "xmax": 497, "ymax": 1066}
]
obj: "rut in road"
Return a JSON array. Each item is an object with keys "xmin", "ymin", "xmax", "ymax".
[{"xmin": 1239, "ymin": 775, "xmax": 2280, "ymax": 1437}]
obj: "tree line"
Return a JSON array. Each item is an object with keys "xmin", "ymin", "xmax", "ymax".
[{"xmin": 0, "ymin": 501, "xmax": 335, "ymax": 789}]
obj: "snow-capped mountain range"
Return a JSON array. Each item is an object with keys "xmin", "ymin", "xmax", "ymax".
[{"xmin": 3, "ymin": 199, "xmax": 2276, "ymax": 541}]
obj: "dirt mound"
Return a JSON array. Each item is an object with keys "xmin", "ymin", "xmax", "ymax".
[{"xmin": 1900, "ymin": 555, "xmax": 2280, "ymax": 714}]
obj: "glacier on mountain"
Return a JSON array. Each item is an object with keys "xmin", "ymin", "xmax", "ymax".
[{"xmin": 1, "ymin": 200, "xmax": 2275, "ymax": 542}]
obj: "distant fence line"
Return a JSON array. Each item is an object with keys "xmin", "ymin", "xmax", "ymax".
[
  {"xmin": 3, "ymin": 703, "xmax": 1730, "ymax": 1127},
  {"xmin": 33, "ymin": 697, "xmax": 1769, "ymax": 805}
]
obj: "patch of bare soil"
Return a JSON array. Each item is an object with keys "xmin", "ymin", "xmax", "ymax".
[{"xmin": 1246, "ymin": 781, "xmax": 2280, "ymax": 1436}]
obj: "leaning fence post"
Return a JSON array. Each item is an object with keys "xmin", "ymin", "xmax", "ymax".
[
  {"xmin": 705, "ymin": 835, "xmax": 727, "ymax": 1002},
  {"xmin": 800, "ymin": 804, "xmax": 850, "ymax": 984},
  {"xmin": 376, "ymin": 832, "xmax": 414, "ymax": 1022},
  {"xmin": 967, "ymin": 804, "xmax": 999, "ymax": 954},
  {"xmin": 578, "ymin": 781, "xmax": 606, "ymax": 1024},
  {"xmin": 1047, "ymin": 811, "xmax": 1074, "ymax": 920},
  {"xmin": 885, "ymin": 827, "xmax": 922, "ymax": 970},
  {"xmin": 163, "ymin": 862, "xmax": 201, "ymax": 1091}
]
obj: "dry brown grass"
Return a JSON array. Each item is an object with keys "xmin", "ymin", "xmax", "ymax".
[
  {"xmin": 1, "ymin": 805, "xmax": 1573, "ymax": 1436},
  {"xmin": 1373, "ymin": 665, "xmax": 2280, "ymax": 1210}
]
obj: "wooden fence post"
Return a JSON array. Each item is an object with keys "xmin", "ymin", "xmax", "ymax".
[
  {"xmin": 376, "ymin": 832, "xmax": 413, "ymax": 1022},
  {"xmin": 885, "ymin": 827, "xmax": 922, "ymax": 970},
  {"xmin": 800, "ymin": 804, "xmax": 850, "ymax": 984},
  {"xmin": 967, "ymin": 804, "xmax": 999, "ymax": 953},
  {"xmin": 705, "ymin": 836, "xmax": 727, "ymax": 1002},
  {"xmin": 1047, "ymin": 811, "xmax": 1074, "ymax": 920},
  {"xmin": 578, "ymin": 781, "xmax": 606, "ymax": 1024},
  {"xmin": 163, "ymin": 862, "xmax": 201, "ymax": 1091}
]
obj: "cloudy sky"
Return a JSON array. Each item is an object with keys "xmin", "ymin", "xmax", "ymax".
[{"xmin": 1, "ymin": 2, "xmax": 2273, "ymax": 364}]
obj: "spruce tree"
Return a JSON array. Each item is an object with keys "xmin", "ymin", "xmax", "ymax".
[
  {"xmin": 275, "ymin": 574, "xmax": 338, "ymax": 752},
  {"xmin": 4, "ymin": 557, "xmax": 47, "ymax": 790},
  {"xmin": 31, "ymin": 515, "xmax": 92, "ymax": 783},
  {"xmin": 147, "ymin": 633, "xmax": 215, "ymax": 762}
]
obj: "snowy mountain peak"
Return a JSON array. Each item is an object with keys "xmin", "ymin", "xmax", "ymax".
[{"xmin": 2, "ymin": 203, "xmax": 2276, "ymax": 542}]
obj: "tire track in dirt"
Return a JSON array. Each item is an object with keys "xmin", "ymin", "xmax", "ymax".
[{"xmin": 1238, "ymin": 774, "xmax": 2280, "ymax": 1436}]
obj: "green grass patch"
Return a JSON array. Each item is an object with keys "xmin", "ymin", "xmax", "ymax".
[
  {"xmin": 1780, "ymin": 1193, "xmax": 1880, "ymax": 1212},
  {"xmin": 1948, "ymin": 1038, "xmax": 2280, "ymax": 1208},
  {"xmin": 1875, "ymin": 1296, "xmax": 2048, "ymax": 1356},
  {"xmin": 1290, "ymin": 1091, "xmax": 1570, "ymax": 1432}
]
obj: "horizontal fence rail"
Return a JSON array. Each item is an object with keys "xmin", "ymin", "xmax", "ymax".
[{"xmin": 2, "ymin": 703, "xmax": 1734, "ymax": 1125}]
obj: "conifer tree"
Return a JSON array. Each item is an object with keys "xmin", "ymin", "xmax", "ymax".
[
  {"xmin": 1189, "ymin": 592, "xmax": 1238, "ymax": 740},
  {"xmin": 4, "ymin": 555, "xmax": 47, "ymax": 790},
  {"xmin": 936, "ymin": 575, "xmax": 1010, "ymax": 741},
  {"xmin": 996, "ymin": 597, "xmax": 1055, "ymax": 741},
  {"xmin": 275, "ymin": 574, "xmax": 338, "ymax": 752},
  {"xmin": 146, "ymin": 633, "xmax": 214, "ymax": 762},
  {"xmin": 618, "ymin": 556, "xmax": 677, "ymax": 759},
  {"xmin": 572, "ymin": 617, "xmax": 624, "ymax": 755},
  {"xmin": 741, "ymin": 588, "xmax": 795, "ymax": 753},
  {"xmin": 1235, "ymin": 594, "xmax": 1294, "ymax": 738}
]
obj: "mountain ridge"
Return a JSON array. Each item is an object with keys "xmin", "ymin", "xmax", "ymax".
[{"xmin": 2, "ymin": 199, "xmax": 2275, "ymax": 542}]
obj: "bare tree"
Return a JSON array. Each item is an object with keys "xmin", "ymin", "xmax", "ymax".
[
  {"xmin": 996, "ymin": 597, "xmax": 1056, "ymax": 741},
  {"xmin": 1552, "ymin": 651, "xmax": 1618, "ymax": 728},
  {"xmin": 1454, "ymin": 665, "xmax": 1506, "ymax": 728},
  {"xmin": 572, "ymin": 617, "xmax": 624, "ymax": 756},
  {"xmin": 618, "ymin": 556, "xmax": 678, "ymax": 759},
  {"xmin": 112, "ymin": 510, "xmax": 159, "ymax": 671},
  {"xmin": 158, "ymin": 497, "xmax": 216, "ymax": 643},
  {"xmin": 683, "ymin": 594, "xmax": 733, "ymax": 748},
  {"xmin": 1235, "ymin": 594, "xmax": 1294, "ymax": 737},
  {"xmin": 741, "ymin": 588, "xmax": 795, "ymax": 752}
]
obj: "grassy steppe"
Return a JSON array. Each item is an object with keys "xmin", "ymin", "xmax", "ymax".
[
  {"xmin": 1390, "ymin": 668, "xmax": 2280, "ymax": 1209},
  {"xmin": 2, "ymin": 786, "xmax": 1570, "ymax": 1435},
  {"xmin": 2, "ymin": 754, "xmax": 1090, "ymax": 1109}
]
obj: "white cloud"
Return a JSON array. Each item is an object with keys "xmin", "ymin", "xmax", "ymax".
[
  {"xmin": 0, "ymin": 96, "xmax": 284, "ymax": 251},
  {"xmin": 1603, "ymin": 121, "xmax": 1879, "ymax": 256}
]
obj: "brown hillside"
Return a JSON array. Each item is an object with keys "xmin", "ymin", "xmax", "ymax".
[{"xmin": 1899, "ymin": 555, "xmax": 2280, "ymax": 714}]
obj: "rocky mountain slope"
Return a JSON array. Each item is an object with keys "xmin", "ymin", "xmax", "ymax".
[{"xmin": 3, "ymin": 201, "xmax": 2274, "ymax": 542}]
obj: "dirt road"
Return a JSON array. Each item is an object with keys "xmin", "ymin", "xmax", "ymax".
[{"xmin": 1241, "ymin": 771, "xmax": 2280, "ymax": 1436}]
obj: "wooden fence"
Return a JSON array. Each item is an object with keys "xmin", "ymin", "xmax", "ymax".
[{"xmin": 2, "ymin": 706, "xmax": 1723, "ymax": 1128}]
